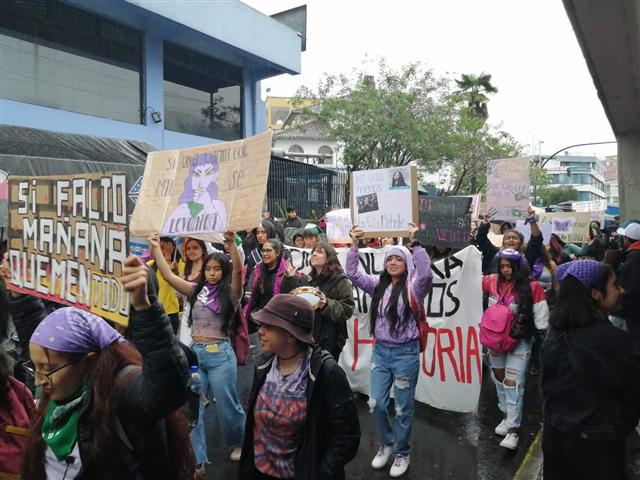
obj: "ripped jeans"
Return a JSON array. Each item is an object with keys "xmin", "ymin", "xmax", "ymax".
[
  {"xmin": 489, "ymin": 339, "xmax": 531, "ymax": 429},
  {"xmin": 368, "ymin": 341, "xmax": 420, "ymax": 456}
]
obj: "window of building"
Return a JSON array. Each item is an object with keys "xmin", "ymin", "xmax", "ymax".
[
  {"xmin": 0, "ymin": 0, "xmax": 142, "ymax": 123},
  {"xmin": 164, "ymin": 42, "xmax": 243, "ymax": 140},
  {"xmin": 318, "ymin": 145, "xmax": 333, "ymax": 164},
  {"xmin": 288, "ymin": 145, "xmax": 304, "ymax": 153}
]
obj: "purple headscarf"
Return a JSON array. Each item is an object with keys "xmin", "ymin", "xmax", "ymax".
[
  {"xmin": 30, "ymin": 308, "xmax": 124, "ymax": 354},
  {"xmin": 178, "ymin": 153, "xmax": 220, "ymax": 204}
]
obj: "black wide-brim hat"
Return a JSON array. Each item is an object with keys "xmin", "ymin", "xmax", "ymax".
[{"xmin": 251, "ymin": 294, "xmax": 315, "ymax": 344}]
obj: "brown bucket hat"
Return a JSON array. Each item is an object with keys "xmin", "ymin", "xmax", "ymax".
[{"xmin": 251, "ymin": 294, "xmax": 315, "ymax": 344}]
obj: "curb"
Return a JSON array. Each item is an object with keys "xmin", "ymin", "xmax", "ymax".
[{"xmin": 513, "ymin": 428, "xmax": 543, "ymax": 480}]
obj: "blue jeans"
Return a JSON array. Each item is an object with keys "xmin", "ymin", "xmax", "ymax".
[
  {"xmin": 368, "ymin": 341, "xmax": 420, "ymax": 456},
  {"xmin": 489, "ymin": 339, "xmax": 531, "ymax": 429},
  {"xmin": 190, "ymin": 341, "xmax": 246, "ymax": 464}
]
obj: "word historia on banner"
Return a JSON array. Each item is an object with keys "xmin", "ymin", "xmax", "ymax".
[
  {"xmin": 286, "ymin": 245, "xmax": 483, "ymax": 413},
  {"xmin": 8, "ymin": 173, "xmax": 130, "ymax": 325},
  {"xmin": 130, "ymin": 131, "xmax": 272, "ymax": 242},
  {"xmin": 350, "ymin": 165, "xmax": 418, "ymax": 237},
  {"xmin": 486, "ymin": 157, "xmax": 530, "ymax": 223}
]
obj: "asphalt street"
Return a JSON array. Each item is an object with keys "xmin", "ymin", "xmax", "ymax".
[{"xmin": 202, "ymin": 344, "xmax": 543, "ymax": 480}]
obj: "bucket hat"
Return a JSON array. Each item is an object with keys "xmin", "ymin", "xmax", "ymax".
[{"xmin": 252, "ymin": 294, "xmax": 315, "ymax": 344}]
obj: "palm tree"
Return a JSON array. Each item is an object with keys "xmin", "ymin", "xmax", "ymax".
[{"xmin": 454, "ymin": 72, "xmax": 498, "ymax": 120}]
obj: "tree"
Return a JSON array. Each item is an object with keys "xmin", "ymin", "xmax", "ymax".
[
  {"xmin": 292, "ymin": 59, "xmax": 454, "ymax": 171},
  {"xmin": 537, "ymin": 186, "xmax": 579, "ymax": 206},
  {"xmin": 453, "ymin": 72, "xmax": 498, "ymax": 120}
]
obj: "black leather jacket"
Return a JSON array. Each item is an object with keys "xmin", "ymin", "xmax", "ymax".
[
  {"xmin": 239, "ymin": 346, "xmax": 360, "ymax": 480},
  {"xmin": 542, "ymin": 320, "xmax": 640, "ymax": 441},
  {"xmin": 11, "ymin": 296, "xmax": 190, "ymax": 479}
]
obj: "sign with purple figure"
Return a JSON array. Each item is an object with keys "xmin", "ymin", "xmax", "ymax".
[{"xmin": 130, "ymin": 132, "xmax": 272, "ymax": 242}]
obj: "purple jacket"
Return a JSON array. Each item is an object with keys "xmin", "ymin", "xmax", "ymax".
[{"xmin": 346, "ymin": 245, "xmax": 432, "ymax": 345}]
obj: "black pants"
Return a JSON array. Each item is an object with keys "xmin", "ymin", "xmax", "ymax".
[{"xmin": 542, "ymin": 423, "xmax": 626, "ymax": 480}]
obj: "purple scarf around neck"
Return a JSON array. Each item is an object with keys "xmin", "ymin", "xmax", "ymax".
[{"xmin": 197, "ymin": 281, "xmax": 223, "ymax": 314}]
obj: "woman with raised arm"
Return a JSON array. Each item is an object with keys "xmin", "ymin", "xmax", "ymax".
[
  {"xmin": 10, "ymin": 255, "xmax": 194, "ymax": 480},
  {"xmin": 149, "ymin": 231, "xmax": 246, "ymax": 476},
  {"xmin": 346, "ymin": 224, "xmax": 432, "ymax": 478}
]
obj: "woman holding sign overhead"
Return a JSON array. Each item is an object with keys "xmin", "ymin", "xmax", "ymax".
[
  {"xmin": 346, "ymin": 224, "xmax": 432, "ymax": 478},
  {"xmin": 149, "ymin": 231, "xmax": 246, "ymax": 473}
]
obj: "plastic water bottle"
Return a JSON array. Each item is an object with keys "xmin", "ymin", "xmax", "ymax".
[{"xmin": 189, "ymin": 365, "xmax": 202, "ymax": 395}]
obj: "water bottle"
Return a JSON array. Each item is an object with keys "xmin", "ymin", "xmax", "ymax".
[{"xmin": 189, "ymin": 365, "xmax": 202, "ymax": 396}]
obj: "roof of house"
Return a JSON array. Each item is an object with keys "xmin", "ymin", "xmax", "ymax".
[{"xmin": 273, "ymin": 118, "xmax": 331, "ymax": 141}]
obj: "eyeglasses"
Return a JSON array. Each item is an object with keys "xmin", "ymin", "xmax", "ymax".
[
  {"xmin": 261, "ymin": 248, "xmax": 274, "ymax": 254},
  {"xmin": 22, "ymin": 356, "xmax": 85, "ymax": 383}
]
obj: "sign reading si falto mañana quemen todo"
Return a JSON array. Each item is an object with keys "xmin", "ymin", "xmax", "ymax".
[{"xmin": 8, "ymin": 173, "xmax": 130, "ymax": 325}]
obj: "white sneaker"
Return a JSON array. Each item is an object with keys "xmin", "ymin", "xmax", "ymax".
[
  {"xmin": 389, "ymin": 454, "xmax": 410, "ymax": 477},
  {"xmin": 229, "ymin": 447, "xmax": 242, "ymax": 462},
  {"xmin": 499, "ymin": 432, "xmax": 519, "ymax": 450},
  {"xmin": 371, "ymin": 444, "xmax": 394, "ymax": 469},
  {"xmin": 494, "ymin": 419, "xmax": 509, "ymax": 436}
]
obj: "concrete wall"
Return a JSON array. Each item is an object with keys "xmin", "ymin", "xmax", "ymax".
[{"xmin": 617, "ymin": 134, "xmax": 640, "ymax": 220}]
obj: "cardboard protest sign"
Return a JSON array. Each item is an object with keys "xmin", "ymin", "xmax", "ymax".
[
  {"xmin": 539, "ymin": 212, "xmax": 592, "ymax": 243},
  {"xmin": 572, "ymin": 200, "xmax": 606, "ymax": 225},
  {"xmin": 325, "ymin": 208, "xmax": 352, "ymax": 243},
  {"xmin": 350, "ymin": 166, "xmax": 418, "ymax": 237},
  {"xmin": 417, "ymin": 196, "xmax": 472, "ymax": 248},
  {"xmin": 486, "ymin": 157, "xmax": 530, "ymax": 222},
  {"xmin": 130, "ymin": 132, "xmax": 272, "ymax": 242},
  {"xmin": 286, "ymin": 245, "xmax": 483, "ymax": 413},
  {"xmin": 7, "ymin": 173, "xmax": 130, "ymax": 325},
  {"xmin": 515, "ymin": 220, "xmax": 553, "ymax": 244}
]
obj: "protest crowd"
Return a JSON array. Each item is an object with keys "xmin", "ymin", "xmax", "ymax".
[{"xmin": 2, "ymin": 154, "xmax": 640, "ymax": 480}]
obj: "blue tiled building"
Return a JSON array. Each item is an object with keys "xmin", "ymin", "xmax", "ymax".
[{"xmin": 0, "ymin": 0, "xmax": 302, "ymax": 149}]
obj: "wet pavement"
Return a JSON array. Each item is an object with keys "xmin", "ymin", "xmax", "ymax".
[{"xmin": 202, "ymin": 346, "xmax": 543, "ymax": 480}]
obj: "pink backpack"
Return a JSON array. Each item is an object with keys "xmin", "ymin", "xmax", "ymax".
[{"xmin": 479, "ymin": 296, "xmax": 518, "ymax": 353}]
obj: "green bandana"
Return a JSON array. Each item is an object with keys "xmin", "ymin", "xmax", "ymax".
[
  {"xmin": 42, "ymin": 385, "xmax": 89, "ymax": 460},
  {"xmin": 187, "ymin": 201, "xmax": 204, "ymax": 217}
]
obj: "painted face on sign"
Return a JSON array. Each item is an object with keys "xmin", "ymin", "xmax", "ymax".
[{"xmin": 191, "ymin": 163, "xmax": 218, "ymax": 196}]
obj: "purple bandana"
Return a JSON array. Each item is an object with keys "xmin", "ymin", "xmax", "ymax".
[
  {"xmin": 196, "ymin": 282, "xmax": 222, "ymax": 314},
  {"xmin": 498, "ymin": 248, "xmax": 528, "ymax": 268},
  {"xmin": 30, "ymin": 308, "xmax": 124, "ymax": 354},
  {"xmin": 557, "ymin": 259, "xmax": 603, "ymax": 290}
]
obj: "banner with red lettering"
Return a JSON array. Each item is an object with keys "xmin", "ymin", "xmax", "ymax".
[{"xmin": 287, "ymin": 245, "xmax": 483, "ymax": 413}]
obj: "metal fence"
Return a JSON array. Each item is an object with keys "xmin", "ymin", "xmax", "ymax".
[{"xmin": 266, "ymin": 155, "xmax": 348, "ymax": 219}]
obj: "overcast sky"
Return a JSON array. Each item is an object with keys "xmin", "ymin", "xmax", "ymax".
[{"xmin": 244, "ymin": 0, "xmax": 617, "ymax": 159}]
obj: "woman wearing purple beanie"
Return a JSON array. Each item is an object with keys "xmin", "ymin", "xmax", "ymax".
[
  {"xmin": 14, "ymin": 256, "xmax": 194, "ymax": 480},
  {"xmin": 542, "ymin": 259, "xmax": 640, "ymax": 480}
]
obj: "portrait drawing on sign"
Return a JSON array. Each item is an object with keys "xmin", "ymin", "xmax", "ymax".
[{"xmin": 161, "ymin": 153, "xmax": 228, "ymax": 235}]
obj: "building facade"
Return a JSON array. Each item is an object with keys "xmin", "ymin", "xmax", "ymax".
[
  {"xmin": 543, "ymin": 153, "xmax": 607, "ymax": 202},
  {"xmin": 0, "ymin": 0, "xmax": 301, "ymax": 150}
]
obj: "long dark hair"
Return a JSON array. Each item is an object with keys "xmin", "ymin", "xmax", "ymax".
[
  {"xmin": 309, "ymin": 241, "xmax": 344, "ymax": 282},
  {"xmin": 550, "ymin": 264, "xmax": 613, "ymax": 330},
  {"xmin": 189, "ymin": 253, "xmax": 236, "ymax": 336},
  {"xmin": 22, "ymin": 342, "xmax": 194, "ymax": 480},
  {"xmin": 369, "ymin": 271, "xmax": 411, "ymax": 337},
  {"xmin": 183, "ymin": 238, "xmax": 207, "ymax": 280},
  {"xmin": 498, "ymin": 257, "xmax": 534, "ymax": 326}
]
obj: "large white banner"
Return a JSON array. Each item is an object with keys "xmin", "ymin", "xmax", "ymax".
[{"xmin": 287, "ymin": 245, "xmax": 483, "ymax": 413}]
